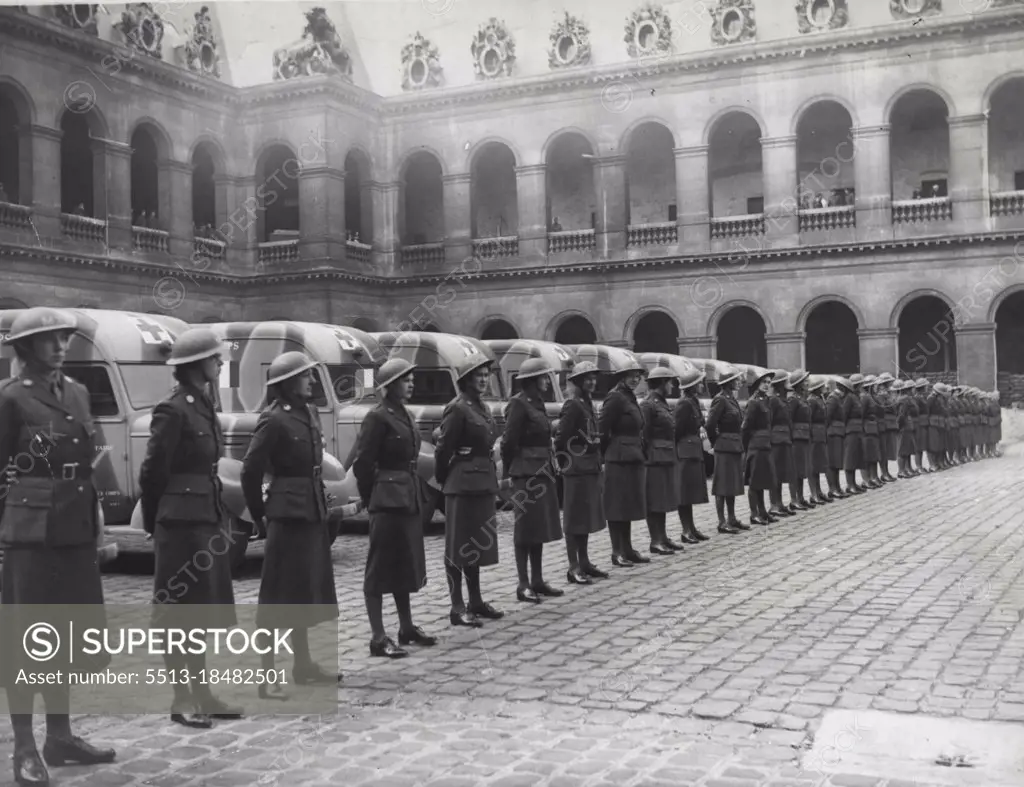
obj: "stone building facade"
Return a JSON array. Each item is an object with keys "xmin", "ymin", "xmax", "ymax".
[{"xmin": 1, "ymin": 1, "xmax": 1024, "ymax": 393}]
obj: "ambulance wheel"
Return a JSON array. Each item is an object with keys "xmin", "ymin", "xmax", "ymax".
[{"xmin": 228, "ymin": 517, "xmax": 252, "ymax": 574}]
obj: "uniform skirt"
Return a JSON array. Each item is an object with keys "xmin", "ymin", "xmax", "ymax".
[
  {"xmin": 744, "ymin": 449, "xmax": 775, "ymax": 491},
  {"xmin": 916, "ymin": 424, "xmax": 928, "ymax": 454},
  {"xmin": 927, "ymin": 426, "xmax": 944, "ymax": 453},
  {"xmin": 711, "ymin": 451, "xmax": 744, "ymax": 496},
  {"xmin": 512, "ymin": 475, "xmax": 562, "ymax": 545},
  {"xmin": 791, "ymin": 439, "xmax": 810, "ymax": 478},
  {"xmin": 842, "ymin": 433, "xmax": 863, "ymax": 471},
  {"xmin": 258, "ymin": 519, "xmax": 339, "ymax": 627},
  {"xmin": 444, "ymin": 494, "xmax": 499, "ymax": 568},
  {"xmin": 152, "ymin": 521, "xmax": 237, "ymax": 629},
  {"xmin": 898, "ymin": 431, "xmax": 917, "ymax": 457},
  {"xmin": 677, "ymin": 459, "xmax": 709, "ymax": 505},
  {"xmin": 811, "ymin": 440, "xmax": 829, "ymax": 474},
  {"xmin": 862, "ymin": 433, "xmax": 881, "ymax": 464},
  {"xmin": 827, "ymin": 435, "xmax": 844, "ymax": 469},
  {"xmin": 364, "ymin": 507, "xmax": 427, "ymax": 597},
  {"xmin": 771, "ymin": 444, "xmax": 792, "ymax": 484},
  {"xmin": 883, "ymin": 430, "xmax": 898, "ymax": 461},
  {"xmin": 0, "ymin": 544, "xmax": 109, "ymax": 688},
  {"xmin": 562, "ymin": 473, "xmax": 605, "ymax": 535},
  {"xmin": 647, "ymin": 463, "xmax": 681, "ymax": 512},
  {"xmin": 603, "ymin": 462, "xmax": 646, "ymax": 521}
]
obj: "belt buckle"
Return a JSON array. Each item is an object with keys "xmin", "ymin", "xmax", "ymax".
[{"xmin": 62, "ymin": 463, "xmax": 77, "ymax": 480}]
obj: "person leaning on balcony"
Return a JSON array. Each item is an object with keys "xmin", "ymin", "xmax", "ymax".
[
  {"xmin": 742, "ymin": 369, "xmax": 775, "ymax": 526},
  {"xmin": 241, "ymin": 351, "xmax": 343, "ymax": 680},
  {"xmin": 138, "ymin": 327, "xmax": 242, "ymax": 729},
  {"xmin": 599, "ymin": 357, "xmax": 650, "ymax": 568},
  {"xmin": 0, "ymin": 308, "xmax": 116, "ymax": 786},
  {"xmin": 786, "ymin": 370, "xmax": 814, "ymax": 511},
  {"xmin": 554, "ymin": 361, "xmax": 609, "ymax": 585},
  {"xmin": 805, "ymin": 376, "xmax": 832, "ymax": 505},
  {"xmin": 705, "ymin": 366, "xmax": 746, "ymax": 534},
  {"xmin": 823, "ymin": 378, "xmax": 848, "ymax": 500},
  {"xmin": 351, "ymin": 357, "xmax": 436, "ymax": 659},
  {"xmin": 500, "ymin": 358, "xmax": 564, "ymax": 604},
  {"xmin": 641, "ymin": 366, "xmax": 683, "ymax": 556},
  {"xmin": 434, "ymin": 353, "xmax": 504, "ymax": 628},
  {"xmin": 841, "ymin": 374, "xmax": 867, "ymax": 494},
  {"xmin": 767, "ymin": 370, "xmax": 796, "ymax": 517},
  {"xmin": 673, "ymin": 366, "xmax": 713, "ymax": 545}
]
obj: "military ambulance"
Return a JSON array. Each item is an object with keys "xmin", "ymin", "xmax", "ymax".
[
  {"xmin": 635, "ymin": 352, "xmax": 700, "ymax": 402},
  {"xmin": 733, "ymin": 363, "xmax": 773, "ymax": 404},
  {"xmin": 484, "ymin": 339, "xmax": 578, "ymax": 421},
  {"xmin": 567, "ymin": 344, "xmax": 644, "ymax": 406}
]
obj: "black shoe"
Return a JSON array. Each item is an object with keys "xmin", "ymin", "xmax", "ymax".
[
  {"xmin": 664, "ymin": 536, "xmax": 687, "ymax": 550},
  {"xmin": 691, "ymin": 528, "xmax": 710, "ymax": 542},
  {"xmin": 581, "ymin": 563, "xmax": 609, "ymax": 579},
  {"xmin": 370, "ymin": 636, "xmax": 408, "ymax": 658},
  {"xmin": 649, "ymin": 543, "xmax": 675, "ymax": 555},
  {"xmin": 170, "ymin": 701, "xmax": 212, "ymax": 729},
  {"xmin": 611, "ymin": 554, "xmax": 634, "ymax": 567},
  {"xmin": 679, "ymin": 531, "xmax": 699, "ymax": 544},
  {"xmin": 732, "ymin": 521, "xmax": 751, "ymax": 530},
  {"xmin": 468, "ymin": 601, "xmax": 504, "ymax": 620},
  {"xmin": 199, "ymin": 696, "xmax": 244, "ymax": 719},
  {"xmin": 41, "ymin": 736, "xmax": 116, "ymax": 768},
  {"xmin": 786, "ymin": 503, "xmax": 800, "ymax": 513},
  {"xmin": 802, "ymin": 498, "xmax": 817, "ymax": 508},
  {"xmin": 719, "ymin": 524, "xmax": 741, "ymax": 533},
  {"xmin": 532, "ymin": 581, "xmax": 565, "ymax": 597},
  {"xmin": 449, "ymin": 609, "xmax": 482, "ymax": 627},
  {"xmin": 747, "ymin": 517, "xmax": 768, "ymax": 527},
  {"xmin": 567, "ymin": 569, "xmax": 591, "ymax": 585},
  {"xmin": 517, "ymin": 586, "xmax": 541, "ymax": 603},
  {"xmin": 398, "ymin": 626, "xmax": 437, "ymax": 647},
  {"xmin": 769, "ymin": 507, "xmax": 789, "ymax": 518},
  {"xmin": 292, "ymin": 663, "xmax": 342, "ymax": 686},
  {"xmin": 625, "ymin": 550, "xmax": 651, "ymax": 564},
  {"xmin": 258, "ymin": 683, "xmax": 287, "ymax": 701},
  {"xmin": 13, "ymin": 748, "xmax": 48, "ymax": 785}
]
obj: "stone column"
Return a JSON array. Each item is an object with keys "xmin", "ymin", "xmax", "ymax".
[
  {"xmin": 371, "ymin": 181, "xmax": 400, "ymax": 274},
  {"xmin": 766, "ymin": 331, "xmax": 804, "ymax": 369},
  {"xmin": 674, "ymin": 145, "xmax": 710, "ymax": 252},
  {"xmin": 955, "ymin": 322, "xmax": 996, "ymax": 389},
  {"xmin": 359, "ymin": 180, "xmax": 375, "ymax": 246},
  {"xmin": 947, "ymin": 114, "xmax": 989, "ymax": 229},
  {"xmin": 29, "ymin": 125, "xmax": 61, "ymax": 237},
  {"xmin": 851, "ymin": 125, "xmax": 892, "ymax": 242},
  {"xmin": 442, "ymin": 172, "xmax": 472, "ymax": 266},
  {"xmin": 678, "ymin": 335, "xmax": 714, "ymax": 358},
  {"xmin": 515, "ymin": 164, "xmax": 546, "ymax": 264},
  {"xmin": 234, "ymin": 176, "xmax": 259, "ymax": 274},
  {"xmin": 592, "ymin": 155, "xmax": 627, "ymax": 259},
  {"xmin": 163, "ymin": 159, "xmax": 192, "ymax": 258},
  {"xmin": 98, "ymin": 138, "xmax": 133, "ymax": 251},
  {"xmin": 297, "ymin": 165, "xmax": 345, "ymax": 266},
  {"xmin": 857, "ymin": 327, "xmax": 898, "ymax": 375},
  {"xmin": 760, "ymin": 135, "xmax": 798, "ymax": 245}
]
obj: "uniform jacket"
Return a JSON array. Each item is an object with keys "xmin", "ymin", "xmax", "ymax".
[
  {"xmin": 768, "ymin": 393, "xmax": 792, "ymax": 445},
  {"xmin": 352, "ymin": 399, "xmax": 421, "ymax": 514},
  {"xmin": 808, "ymin": 394, "xmax": 827, "ymax": 443},
  {"xmin": 554, "ymin": 392, "xmax": 601, "ymax": 475},
  {"xmin": 501, "ymin": 391, "xmax": 553, "ymax": 478},
  {"xmin": 825, "ymin": 390, "xmax": 846, "ymax": 437},
  {"xmin": 742, "ymin": 393, "xmax": 772, "ymax": 452},
  {"xmin": 242, "ymin": 398, "xmax": 328, "ymax": 523},
  {"xmin": 915, "ymin": 393, "xmax": 930, "ymax": 426},
  {"xmin": 139, "ymin": 384, "xmax": 223, "ymax": 533},
  {"xmin": 788, "ymin": 395, "xmax": 812, "ymax": 442},
  {"xmin": 927, "ymin": 392, "xmax": 947, "ymax": 425},
  {"xmin": 706, "ymin": 393, "xmax": 743, "ymax": 454},
  {"xmin": 0, "ymin": 370, "xmax": 97, "ymax": 547},
  {"xmin": 434, "ymin": 393, "xmax": 499, "ymax": 496},
  {"xmin": 897, "ymin": 396, "xmax": 917, "ymax": 434},
  {"xmin": 599, "ymin": 383, "xmax": 646, "ymax": 464},
  {"xmin": 672, "ymin": 393, "xmax": 705, "ymax": 461},
  {"xmin": 882, "ymin": 393, "xmax": 898, "ymax": 432},
  {"xmin": 842, "ymin": 390, "xmax": 864, "ymax": 433},
  {"xmin": 861, "ymin": 392, "xmax": 880, "ymax": 435},
  {"xmin": 641, "ymin": 391, "xmax": 677, "ymax": 466}
]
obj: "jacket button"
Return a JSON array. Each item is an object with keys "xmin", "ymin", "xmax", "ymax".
[
  {"xmin": 185, "ymin": 487, "xmax": 191, "ymax": 492},
  {"xmin": 78, "ymin": 486, "xmax": 84, "ymax": 492},
  {"xmin": 65, "ymin": 415, "xmax": 73, "ymax": 421},
  {"xmin": 72, "ymin": 438, "xmax": 79, "ymax": 444}
]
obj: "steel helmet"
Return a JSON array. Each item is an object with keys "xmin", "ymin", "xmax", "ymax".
[
  {"xmin": 717, "ymin": 364, "xmax": 742, "ymax": 386},
  {"xmin": 807, "ymin": 375, "xmax": 827, "ymax": 392},
  {"xmin": 677, "ymin": 367, "xmax": 704, "ymax": 390},
  {"xmin": 835, "ymin": 377, "xmax": 854, "ymax": 392},
  {"xmin": 849, "ymin": 373, "xmax": 864, "ymax": 387},
  {"xmin": 751, "ymin": 369, "xmax": 775, "ymax": 389},
  {"xmin": 3, "ymin": 307, "xmax": 77, "ymax": 344},
  {"xmin": 516, "ymin": 357, "xmax": 553, "ymax": 380},
  {"xmin": 915, "ymin": 378, "xmax": 929, "ymax": 388},
  {"xmin": 612, "ymin": 355, "xmax": 645, "ymax": 376},
  {"xmin": 165, "ymin": 327, "xmax": 225, "ymax": 366},
  {"xmin": 377, "ymin": 357, "xmax": 416, "ymax": 389},
  {"xmin": 266, "ymin": 351, "xmax": 317, "ymax": 386},
  {"xmin": 567, "ymin": 360, "xmax": 599, "ymax": 381},
  {"xmin": 862, "ymin": 374, "xmax": 877, "ymax": 388},
  {"xmin": 891, "ymin": 379, "xmax": 904, "ymax": 392},
  {"xmin": 787, "ymin": 368, "xmax": 810, "ymax": 388},
  {"xmin": 456, "ymin": 352, "xmax": 492, "ymax": 382},
  {"xmin": 770, "ymin": 369, "xmax": 789, "ymax": 385},
  {"xmin": 646, "ymin": 365, "xmax": 678, "ymax": 384},
  {"xmin": 877, "ymin": 372, "xmax": 895, "ymax": 385}
]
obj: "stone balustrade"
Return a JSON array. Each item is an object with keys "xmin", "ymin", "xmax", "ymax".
[
  {"xmin": 626, "ymin": 222, "xmax": 678, "ymax": 247},
  {"xmin": 548, "ymin": 228, "xmax": 596, "ymax": 253}
]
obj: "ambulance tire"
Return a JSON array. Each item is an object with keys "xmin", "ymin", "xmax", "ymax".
[{"xmin": 228, "ymin": 517, "xmax": 252, "ymax": 575}]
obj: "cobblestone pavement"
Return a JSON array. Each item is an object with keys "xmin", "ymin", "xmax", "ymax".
[{"xmin": 3, "ymin": 451, "xmax": 1023, "ymax": 786}]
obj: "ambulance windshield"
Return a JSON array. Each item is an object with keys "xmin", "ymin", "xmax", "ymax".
[{"xmin": 118, "ymin": 363, "xmax": 176, "ymax": 410}]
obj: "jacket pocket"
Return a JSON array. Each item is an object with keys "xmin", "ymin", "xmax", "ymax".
[
  {"xmin": 369, "ymin": 470, "xmax": 418, "ymax": 513},
  {"xmin": 563, "ymin": 451, "xmax": 601, "ymax": 475},
  {"xmin": 810, "ymin": 424, "xmax": 827, "ymax": 442},
  {"xmin": 675, "ymin": 435, "xmax": 703, "ymax": 460},
  {"xmin": 792, "ymin": 423, "xmax": 811, "ymax": 441},
  {"xmin": 266, "ymin": 476, "xmax": 319, "ymax": 521},
  {"xmin": 157, "ymin": 476, "xmax": 219, "ymax": 525},
  {"xmin": 713, "ymin": 432, "xmax": 743, "ymax": 454},
  {"xmin": 0, "ymin": 476, "xmax": 52, "ymax": 545},
  {"xmin": 606, "ymin": 435, "xmax": 644, "ymax": 464},
  {"xmin": 748, "ymin": 430, "xmax": 771, "ymax": 450},
  {"xmin": 509, "ymin": 446, "xmax": 552, "ymax": 478},
  {"xmin": 444, "ymin": 456, "xmax": 498, "ymax": 495}
]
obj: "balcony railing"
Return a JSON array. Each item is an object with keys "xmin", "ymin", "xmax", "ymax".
[
  {"xmin": 627, "ymin": 222, "xmax": 678, "ymax": 247},
  {"xmin": 258, "ymin": 239, "xmax": 299, "ymax": 264},
  {"xmin": 548, "ymin": 228, "xmax": 596, "ymax": 253},
  {"xmin": 473, "ymin": 236, "xmax": 519, "ymax": 259},
  {"xmin": 193, "ymin": 236, "xmax": 226, "ymax": 260},
  {"xmin": 346, "ymin": 238, "xmax": 371, "ymax": 264},
  {"xmin": 892, "ymin": 197, "xmax": 952, "ymax": 224},
  {"xmin": 710, "ymin": 214, "xmax": 765, "ymax": 239},
  {"xmin": 132, "ymin": 225, "xmax": 169, "ymax": 253},
  {"xmin": 60, "ymin": 213, "xmax": 106, "ymax": 242},
  {"xmin": 798, "ymin": 205, "xmax": 856, "ymax": 232},
  {"xmin": 400, "ymin": 242, "xmax": 444, "ymax": 266},
  {"xmin": 0, "ymin": 201, "xmax": 31, "ymax": 229},
  {"xmin": 990, "ymin": 190, "xmax": 1024, "ymax": 217}
]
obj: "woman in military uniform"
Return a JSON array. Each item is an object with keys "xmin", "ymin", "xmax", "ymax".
[
  {"xmin": 914, "ymin": 380, "xmax": 930, "ymax": 473},
  {"xmin": 742, "ymin": 370, "xmax": 775, "ymax": 526},
  {"xmin": 241, "ymin": 351, "xmax": 343, "ymax": 684},
  {"xmin": 139, "ymin": 327, "xmax": 241, "ymax": 728},
  {"xmin": 926, "ymin": 382, "xmax": 948, "ymax": 472},
  {"xmin": 824, "ymin": 379, "xmax": 848, "ymax": 499},
  {"xmin": 673, "ymin": 367, "xmax": 712, "ymax": 544},
  {"xmin": 599, "ymin": 357, "xmax": 648, "ymax": 567},
  {"xmin": 860, "ymin": 376, "xmax": 883, "ymax": 489},
  {"xmin": 786, "ymin": 370, "xmax": 813, "ymax": 510},
  {"xmin": 501, "ymin": 358, "xmax": 563, "ymax": 603},
  {"xmin": 642, "ymin": 366, "xmax": 682, "ymax": 555},
  {"xmin": 555, "ymin": 361, "xmax": 608, "ymax": 585},
  {"xmin": 806, "ymin": 376, "xmax": 831, "ymax": 505},
  {"xmin": 878, "ymin": 374, "xmax": 898, "ymax": 482},
  {"xmin": 895, "ymin": 380, "xmax": 918, "ymax": 479},
  {"xmin": 705, "ymin": 366, "xmax": 745, "ymax": 534},
  {"xmin": 767, "ymin": 371, "xmax": 795, "ymax": 517},
  {"xmin": 352, "ymin": 358, "xmax": 434, "ymax": 658},
  {"xmin": 0, "ymin": 308, "xmax": 116, "ymax": 785},
  {"xmin": 435, "ymin": 354, "xmax": 503, "ymax": 627},
  {"xmin": 842, "ymin": 374, "xmax": 867, "ymax": 494}
]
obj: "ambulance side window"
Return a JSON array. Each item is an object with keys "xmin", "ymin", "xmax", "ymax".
[{"xmin": 66, "ymin": 363, "xmax": 120, "ymax": 417}]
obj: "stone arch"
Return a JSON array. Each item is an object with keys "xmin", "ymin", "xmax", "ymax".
[
  {"xmin": 55, "ymin": 102, "xmax": 109, "ymax": 139},
  {"xmin": 400, "ymin": 149, "xmax": 445, "ymax": 245},
  {"xmin": 187, "ymin": 135, "xmax": 228, "ymax": 173},
  {"xmin": 987, "ymin": 277, "xmax": 1024, "ymax": 323},
  {"xmin": 476, "ymin": 315, "xmax": 521, "ymax": 340},
  {"xmin": 546, "ymin": 310, "xmax": 599, "ymax": 344},
  {"xmin": 995, "ymin": 288, "xmax": 1024, "ymax": 384},
  {"xmin": 790, "ymin": 94, "xmax": 860, "ymax": 136},
  {"xmin": 618, "ymin": 117, "xmax": 680, "ymax": 152},
  {"xmin": 0, "ymin": 77, "xmax": 36, "ymax": 125},
  {"xmin": 0, "ymin": 78, "xmax": 35, "ymax": 205},
  {"xmin": 127, "ymin": 117, "xmax": 173, "ymax": 160},
  {"xmin": 883, "ymin": 83, "xmax": 955, "ymax": 125},
  {"xmin": 254, "ymin": 142, "xmax": 300, "ymax": 243},
  {"xmin": 706, "ymin": 299, "xmax": 774, "ymax": 337},
  {"xmin": 545, "ymin": 130, "xmax": 596, "ymax": 233},
  {"xmin": 541, "ymin": 127, "xmax": 600, "ymax": 163},
  {"xmin": 344, "ymin": 147, "xmax": 374, "ymax": 243},
  {"xmin": 623, "ymin": 305, "xmax": 683, "ymax": 343},
  {"xmin": 889, "ymin": 288, "xmax": 958, "ymax": 329},
  {"xmin": 702, "ymin": 106, "xmax": 766, "ymax": 146},
  {"xmin": 803, "ymin": 299, "xmax": 861, "ymax": 374},
  {"xmin": 714, "ymin": 303, "xmax": 768, "ymax": 366},
  {"xmin": 470, "ymin": 140, "xmax": 518, "ymax": 238},
  {"xmin": 397, "ymin": 145, "xmax": 448, "ymax": 179},
  {"xmin": 896, "ymin": 293, "xmax": 958, "ymax": 377},
  {"xmin": 984, "ymin": 71, "xmax": 1024, "ymax": 113},
  {"xmin": 190, "ymin": 140, "xmax": 221, "ymax": 230},
  {"xmin": 466, "ymin": 136, "xmax": 520, "ymax": 171},
  {"xmin": 795, "ymin": 294, "xmax": 866, "ymax": 332}
]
